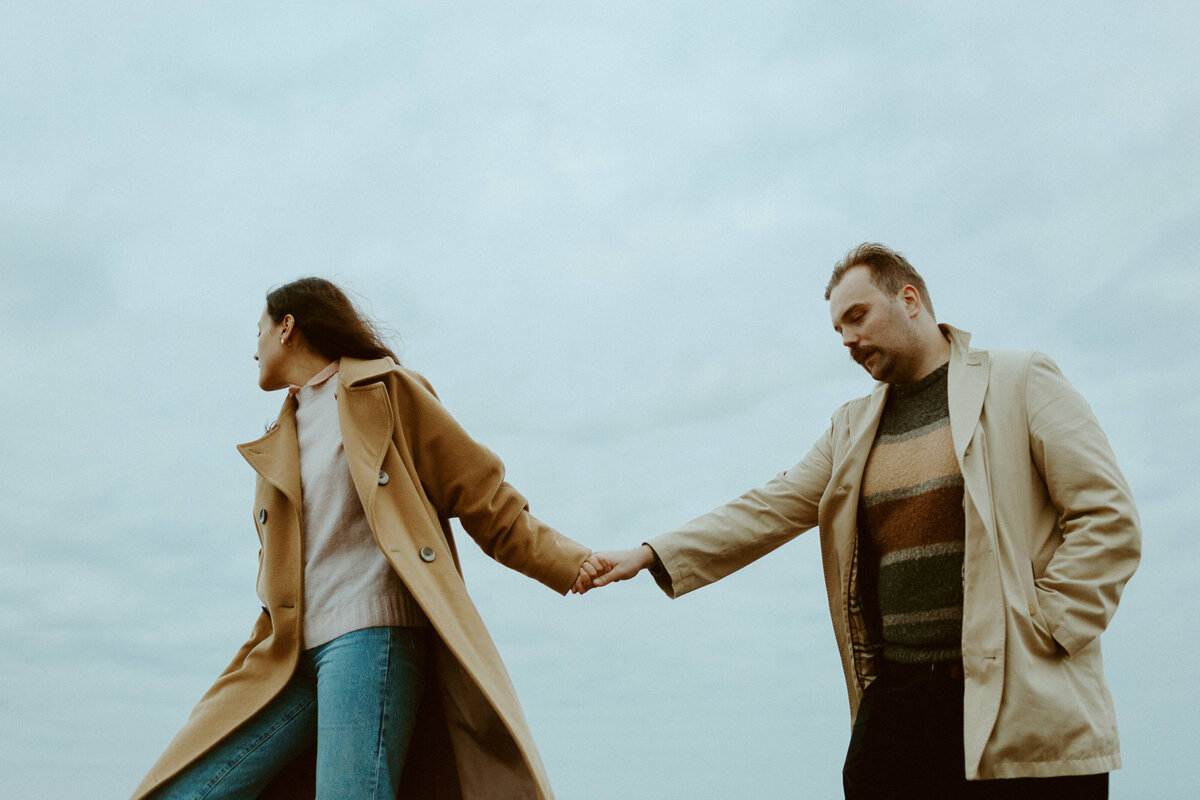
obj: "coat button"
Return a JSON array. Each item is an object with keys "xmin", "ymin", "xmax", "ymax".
[
  {"xmin": 1028, "ymin": 603, "xmax": 1038, "ymax": 618},
  {"xmin": 378, "ymin": 470, "xmax": 390, "ymax": 486},
  {"xmin": 419, "ymin": 546, "xmax": 436, "ymax": 563},
  {"xmin": 258, "ymin": 508, "xmax": 268, "ymax": 524}
]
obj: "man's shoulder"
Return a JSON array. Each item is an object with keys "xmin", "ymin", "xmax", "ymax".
[
  {"xmin": 829, "ymin": 385, "xmax": 883, "ymax": 427},
  {"xmin": 965, "ymin": 347, "xmax": 1087, "ymax": 414},
  {"xmin": 973, "ymin": 347, "xmax": 1061, "ymax": 381},
  {"xmin": 942, "ymin": 323, "xmax": 1055, "ymax": 377}
]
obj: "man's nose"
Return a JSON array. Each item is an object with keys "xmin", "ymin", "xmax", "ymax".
[{"xmin": 842, "ymin": 328, "xmax": 858, "ymax": 347}]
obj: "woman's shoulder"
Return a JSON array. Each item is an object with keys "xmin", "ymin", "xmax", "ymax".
[{"xmin": 340, "ymin": 357, "xmax": 439, "ymax": 401}]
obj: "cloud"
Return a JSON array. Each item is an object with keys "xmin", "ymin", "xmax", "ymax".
[{"xmin": 3, "ymin": 2, "xmax": 1198, "ymax": 797}]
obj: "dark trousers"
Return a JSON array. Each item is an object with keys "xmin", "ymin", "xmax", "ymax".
[{"xmin": 842, "ymin": 660, "xmax": 1108, "ymax": 799}]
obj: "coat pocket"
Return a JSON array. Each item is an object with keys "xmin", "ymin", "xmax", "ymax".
[{"xmin": 1021, "ymin": 562, "xmax": 1063, "ymax": 657}]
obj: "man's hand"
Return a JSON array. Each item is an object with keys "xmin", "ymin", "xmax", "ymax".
[{"xmin": 571, "ymin": 545, "xmax": 657, "ymax": 594}]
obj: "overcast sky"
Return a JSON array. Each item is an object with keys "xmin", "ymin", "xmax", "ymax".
[{"xmin": 2, "ymin": 2, "xmax": 1198, "ymax": 798}]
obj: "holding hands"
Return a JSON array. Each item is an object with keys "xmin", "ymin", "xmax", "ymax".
[{"xmin": 571, "ymin": 544, "xmax": 658, "ymax": 594}]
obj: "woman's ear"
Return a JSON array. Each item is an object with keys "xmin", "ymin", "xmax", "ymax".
[{"xmin": 280, "ymin": 314, "xmax": 295, "ymax": 345}]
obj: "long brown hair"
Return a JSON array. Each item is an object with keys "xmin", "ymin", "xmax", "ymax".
[{"xmin": 265, "ymin": 278, "xmax": 400, "ymax": 363}]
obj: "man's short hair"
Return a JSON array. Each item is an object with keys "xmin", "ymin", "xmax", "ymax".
[{"xmin": 825, "ymin": 243, "xmax": 936, "ymax": 319}]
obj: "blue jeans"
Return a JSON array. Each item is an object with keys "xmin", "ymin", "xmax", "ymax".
[{"xmin": 149, "ymin": 626, "xmax": 431, "ymax": 800}]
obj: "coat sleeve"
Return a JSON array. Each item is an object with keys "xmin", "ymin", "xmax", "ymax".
[
  {"xmin": 1026, "ymin": 352, "xmax": 1141, "ymax": 656},
  {"xmin": 392, "ymin": 370, "xmax": 590, "ymax": 595},
  {"xmin": 647, "ymin": 421, "xmax": 834, "ymax": 598}
]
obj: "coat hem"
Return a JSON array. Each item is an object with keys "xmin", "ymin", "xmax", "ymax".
[{"xmin": 975, "ymin": 752, "xmax": 1120, "ymax": 780}]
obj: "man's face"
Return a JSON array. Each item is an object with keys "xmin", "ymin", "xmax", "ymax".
[{"xmin": 828, "ymin": 265, "xmax": 922, "ymax": 384}]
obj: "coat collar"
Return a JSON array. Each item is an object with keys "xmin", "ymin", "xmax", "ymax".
[
  {"xmin": 236, "ymin": 395, "xmax": 302, "ymax": 510},
  {"xmin": 942, "ymin": 324, "xmax": 989, "ymax": 462},
  {"xmin": 337, "ymin": 356, "xmax": 400, "ymax": 388},
  {"xmin": 235, "ymin": 357, "xmax": 399, "ymax": 513},
  {"xmin": 941, "ymin": 323, "xmax": 972, "ymax": 351}
]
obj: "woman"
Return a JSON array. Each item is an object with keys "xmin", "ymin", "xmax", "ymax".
[{"xmin": 133, "ymin": 278, "xmax": 593, "ymax": 800}]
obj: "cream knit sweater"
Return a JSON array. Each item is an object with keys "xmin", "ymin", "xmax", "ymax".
[{"xmin": 294, "ymin": 366, "xmax": 426, "ymax": 648}]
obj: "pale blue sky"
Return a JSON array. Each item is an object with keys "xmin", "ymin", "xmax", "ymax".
[{"xmin": 2, "ymin": 2, "xmax": 1198, "ymax": 797}]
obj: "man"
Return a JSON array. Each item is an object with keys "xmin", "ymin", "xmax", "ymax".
[{"xmin": 578, "ymin": 244, "xmax": 1140, "ymax": 798}]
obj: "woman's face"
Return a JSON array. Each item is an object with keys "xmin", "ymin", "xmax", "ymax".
[{"xmin": 254, "ymin": 308, "xmax": 290, "ymax": 391}]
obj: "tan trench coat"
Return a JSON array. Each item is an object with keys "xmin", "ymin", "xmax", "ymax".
[
  {"xmin": 648, "ymin": 326, "xmax": 1140, "ymax": 780},
  {"xmin": 133, "ymin": 358, "xmax": 590, "ymax": 800}
]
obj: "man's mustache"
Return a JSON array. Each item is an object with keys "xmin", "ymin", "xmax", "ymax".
[{"xmin": 850, "ymin": 345, "xmax": 875, "ymax": 365}]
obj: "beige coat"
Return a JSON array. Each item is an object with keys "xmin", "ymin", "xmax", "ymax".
[
  {"xmin": 133, "ymin": 358, "xmax": 590, "ymax": 800},
  {"xmin": 649, "ymin": 326, "xmax": 1140, "ymax": 779}
]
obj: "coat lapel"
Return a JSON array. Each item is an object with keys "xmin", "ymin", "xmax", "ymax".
[
  {"xmin": 236, "ymin": 396, "xmax": 302, "ymax": 511},
  {"xmin": 826, "ymin": 385, "xmax": 888, "ymax": 575},
  {"xmin": 847, "ymin": 387, "xmax": 888, "ymax": 456},
  {"xmin": 336, "ymin": 362, "xmax": 396, "ymax": 518},
  {"xmin": 945, "ymin": 326, "xmax": 990, "ymax": 463}
]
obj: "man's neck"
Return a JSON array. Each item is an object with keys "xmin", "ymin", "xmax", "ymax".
[{"xmin": 893, "ymin": 327, "xmax": 952, "ymax": 386}]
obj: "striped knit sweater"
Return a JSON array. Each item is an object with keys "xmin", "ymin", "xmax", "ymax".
[{"xmin": 858, "ymin": 362, "xmax": 965, "ymax": 664}]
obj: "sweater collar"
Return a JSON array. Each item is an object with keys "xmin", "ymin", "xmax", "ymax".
[{"xmin": 288, "ymin": 360, "xmax": 340, "ymax": 395}]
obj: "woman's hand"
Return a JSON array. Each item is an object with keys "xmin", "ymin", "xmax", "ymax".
[{"xmin": 571, "ymin": 545, "xmax": 657, "ymax": 594}]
